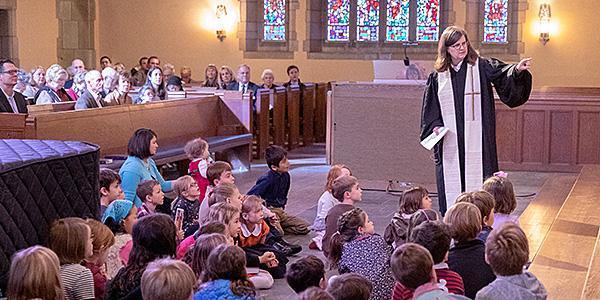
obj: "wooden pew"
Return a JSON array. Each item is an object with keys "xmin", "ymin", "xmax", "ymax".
[
  {"xmin": 0, "ymin": 113, "xmax": 28, "ymax": 139},
  {"xmin": 254, "ymin": 89, "xmax": 272, "ymax": 159},
  {"xmin": 314, "ymin": 82, "xmax": 329, "ymax": 143},
  {"xmin": 302, "ymin": 83, "xmax": 315, "ymax": 147},
  {"xmin": 286, "ymin": 87, "xmax": 301, "ymax": 150},
  {"xmin": 273, "ymin": 87, "xmax": 287, "ymax": 148},
  {"xmin": 27, "ymin": 101, "xmax": 76, "ymax": 113}
]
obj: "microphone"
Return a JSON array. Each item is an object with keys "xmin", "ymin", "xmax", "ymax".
[{"xmin": 402, "ymin": 42, "xmax": 419, "ymax": 66}]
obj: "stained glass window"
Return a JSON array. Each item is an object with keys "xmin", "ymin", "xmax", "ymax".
[
  {"xmin": 416, "ymin": 0, "xmax": 439, "ymax": 41},
  {"xmin": 357, "ymin": 0, "xmax": 380, "ymax": 41},
  {"xmin": 328, "ymin": 0, "xmax": 350, "ymax": 41},
  {"xmin": 263, "ymin": 0, "xmax": 286, "ymax": 41},
  {"xmin": 386, "ymin": 0, "xmax": 410, "ymax": 41},
  {"xmin": 483, "ymin": 0, "xmax": 508, "ymax": 43}
]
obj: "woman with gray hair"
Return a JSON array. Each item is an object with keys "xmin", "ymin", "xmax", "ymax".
[
  {"xmin": 22, "ymin": 66, "xmax": 45, "ymax": 98},
  {"xmin": 71, "ymin": 71, "xmax": 88, "ymax": 100},
  {"xmin": 34, "ymin": 64, "xmax": 73, "ymax": 104}
]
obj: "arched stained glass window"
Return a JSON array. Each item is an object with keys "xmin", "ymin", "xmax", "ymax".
[
  {"xmin": 357, "ymin": 0, "xmax": 380, "ymax": 41},
  {"xmin": 386, "ymin": 0, "xmax": 410, "ymax": 41},
  {"xmin": 416, "ymin": 0, "xmax": 439, "ymax": 41},
  {"xmin": 263, "ymin": 0, "xmax": 286, "ymax": 41},
  {"xmin": 483, "ymin": 0, "xmax": 508, "ymax": 43},
  {"xmin": 328, "ymin": 0, "xmax": 351, "ymax": 41}
]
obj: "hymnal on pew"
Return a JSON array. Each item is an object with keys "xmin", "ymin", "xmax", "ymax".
[{"xmin": 420, "ymin": 127, "xmax": 449, "ymax": 150}]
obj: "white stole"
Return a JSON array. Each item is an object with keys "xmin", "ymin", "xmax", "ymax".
[{"xmin": 437, "ymin": 58, "xmax": 484, "ymax": 208}]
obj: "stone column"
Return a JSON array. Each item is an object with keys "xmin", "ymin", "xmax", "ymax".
[
  {"xmin": 0, "ymin": 0, "xmax": 19, "ymax": 64},
  {"xmin": 56, "ymin": 0, "xmax": 95, "ymax": 68}
]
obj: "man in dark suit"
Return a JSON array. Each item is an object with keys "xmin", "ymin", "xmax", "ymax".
[
  {"xmin": 0, "ymin": 58, "xmax": 28, "ymax": 114},
  {"xmin": 75, "ymin": 70, "xmax": 108, "ymax": 110},
  {"xmin": 226, "ymin": 64, "xmax": 260, "ymax": 110}
]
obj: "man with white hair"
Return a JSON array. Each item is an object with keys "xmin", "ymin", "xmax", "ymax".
[
  {"xmin": 74, "ymin": 70, "xmax": 107, "ymax": 109},
  {"xmin": 102, "ymin": 66, "xmax": 118, "ymax": 94},
  {"xmin": 226, "ymin": 64, "xmax": 260, "ymax": 110}
]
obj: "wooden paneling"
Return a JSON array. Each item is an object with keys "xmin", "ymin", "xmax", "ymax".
[
  {"xmin": 286, "ymin": 87, "xmax": 300, "ymax": 150},
  {"xmin": 496, "ymin": 88, "xmax": 600, "ymax": 172},
  {"xmin": 273, "ymin": 87, "xmax": 287, "ymax": 147},
  {"xmin": 314, "ymin": 83, "xmax": 328, "ymax": 142},
  {"xmin": 302, "ymin": 83, "xmax": 315, "ymax": 147}
]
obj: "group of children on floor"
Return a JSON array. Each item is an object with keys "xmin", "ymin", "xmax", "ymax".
[{"xmin": 4, "ymin": 136, "xmax": 548, "ymax": 300}]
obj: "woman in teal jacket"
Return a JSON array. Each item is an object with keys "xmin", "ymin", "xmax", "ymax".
[{"xmin": 119, "ymin": 128, "xmax": 172, "ymax": 207}]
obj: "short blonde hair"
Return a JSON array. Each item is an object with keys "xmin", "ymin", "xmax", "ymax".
[
  {"xmin": 455, "ymin": 191, "xmax": 495, "ymax": 224},
  {"xmin": 141, "ymin": 258, "xmax": 197, "ymax": 300},
  {"xmin": 7, "ymin": 246, "xmax": 65, "ymax": 300},
  {"xmin": 443, "ymin": 202, "xmax": 482, "ymax": 242},
  {"xmin": 45, "ymin": 64, "xmax": 68, "ymax": 83},
  {"xmin": 207, "ymin": 182, "xmax": 238, "ymax": 207},
  {"xmin": 326, "ymin": 164, "xmax": 352, "ymax": 192},
  {"xmin": 207, "ymin": 202, "xmax": 240, "ymax": 225},
  {"xmin": 173, "ymin": 175, "xmax": 195, "ymax": 196},
  {"xmin": 261, "ymin": 69, "xmax": 274, "ymax": 79}
]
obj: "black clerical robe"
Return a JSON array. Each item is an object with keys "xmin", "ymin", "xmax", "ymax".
[{"xmin": 420, "ymin": 57, "xmax": 532, "ymax": 213}]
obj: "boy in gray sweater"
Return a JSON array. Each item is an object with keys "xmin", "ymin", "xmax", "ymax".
[{"xmin": 476, "ymin": 223, "xmax": 547, "ymax": 300}]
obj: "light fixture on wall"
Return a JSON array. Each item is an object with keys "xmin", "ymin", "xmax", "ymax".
[
  {"xmin": 538, "ymin": 3, "xmax": 551, "ymax": 45},
  {"xmin": 216, "ymin": 4, "xmax": 228, "ymax": 42}
]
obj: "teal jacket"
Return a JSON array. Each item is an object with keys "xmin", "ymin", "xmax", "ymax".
[{"xmin": 119, "ymin": 156, "xmax": 172, "ymax": 207}]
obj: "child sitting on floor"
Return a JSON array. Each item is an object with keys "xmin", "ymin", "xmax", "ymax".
[
  {"xmin": 286, "ymin": 255, "xmax": 327, "ymax": 294},
  {"xmin": 329, "ymin": 208, "xmax": 395, "ymax": 300},
  {"xmin": 444, "ymin": 202, "xmax": 496, "ymax": 299},
  {"xmin": 198, "ymin": 162, "xmax": 236, "ymax": 223},
  {"xmin": 310, "ymin": 164, "xmax": 352, "ymax": 250},
  {"xmin": 326, "ymin": 273, "xmax": 372, "ymax": 300},
  {"xmin": 384, "ymin": 186, "xmax": 433, "ymax": 248},
  {"xmin": 482, "ymin": 176, "xmax": 520, "ymax": 229},
  {"xmin": 83, "ymin": 219, "xmax": 115, "ymax": 300},
  {"xmin": 247, "ymin": 145, "xmax": 310, "ymax": 235},
  {"xmin": 141, "ymin": 258, "xmax": 197, "ymax": 300},
  {"xmin": 7, "ymin": 246, "xmax": 64, "ymax": 300},
  {"xmin": 99, "ymin": 168, "xmax": 124, "ymax": 217},
  {"xmin": 136, "ymin": 179, "xmax": 164, "ymax": 219},
  {"xmin": 392, "ymin": 220, "xmax": 465, "ymax": 299},
  {"xmin": 391, "ymin": 243, "xmax": 469, "ymax": 300},
  {"xmin": 476, "ymin": 223, "xmax": 547, "ymax": 299},
  {"xmin": 171, "ymin": 175, "xmax": 201, "ymax": 237},
  {"xmin": 456, "ymin": 191, "xmax": 496, "ymax": 241},
  {"xmin": 185, "ymin": 137, "xmax": 213, "ymax": 202},
  {"xmin": 48, "ymin": 217, "xmax": 95, "ymax": 300},
  {"xmin": 102, "ymin": 200, "xmax": 138, "ymax": 279}
]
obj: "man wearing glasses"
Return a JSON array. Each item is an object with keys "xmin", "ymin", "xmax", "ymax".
[{"xmin": 0, "ymin": 59, "xmax": 28, "ymax": 114}]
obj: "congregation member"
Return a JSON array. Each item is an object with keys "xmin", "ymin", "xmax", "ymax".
[
  {"xmin": 102, "ymin": 200, "xmax": 137, "ymax": 279},
  {"xmin": 134, "ymin": 85, "xmax": 156, "ymax": 104},
  {"xmin": 22, "ymin": 65, "xmax": 45, "ymax": 98},
  {"xmin": 219, "ymin": 65, "xmax": 236, "ymax": 89},
  {"xmin": 74, "ymin": 70, "xmax": 107, "ymax": 109},
  {"xmin": 322, "ymin": 175, "xmax": 362, "ymax": 257},
  {"xmin": 101, "ymin": 66, "xmax": 118, "ymax": 94},
  {"xmin": 120, "ymin": 128, "xmax": 173, "ymax": 207},
  {"xmin": 141, "ymin": 258, "xmax": 197, "ymax": 300},
  {"xmin": 227, "ymin": 64, "xmax": 259, "ymax": 97},
  {"xmin": 35, "ymin": 64, "xmax": 72, "ymax": 104},
  {"xmin": 70, "ymin": 71, "xmax": 87, "ymax": 100},
  {"xmin": 456, "ymin": 191, "xmax": 496, "ymax": 242},
  {"xmin": 384, "ymin": 186, "xmax": 433, "ymax": 248},
  {"xmin": 283, "ymin": 65, "xmax": 305, "ymax": 90},
  {"xmin": 201, "ymin": 64, "xmax": 219, "ymax": 87},
  {"xmin": 14, "ymin": 69, "xmax": 29, "ymax": 96},
  {"xmin": 286, "ymin": 255, "xmax": 327, "ymax": 294},
  {"xmin": 6, "ymin": 246, "xmax": 65, "ymax": 300},
  {"xmin": 482, "ymin": 176, "xmax": 520, "ymax": 229},
  {"xmin": 131, "ymin": 56, "xmax": 149, "ymax": 86},
  {"xmin": 65, "ymin": 58, "xmax": 86, "ymax": 89},
  {"xmin": 143, "ymin": 66, "xmax": 166, "ymax": 100},
  {"xmin": 113, "ymin": 62, "xmax": 126, "ymax": 73},
  {"xmin": 180, "ymin": 65, "xmax": 195, "ymax": 84},
  {"xmin": 99, "ymin": 55, "xmax": 112, "ymax": 70},
  {"xmin": 147, "ymin": 56, "xmax": 160, "ymax": 69},
  {"xmin": 166, "ymin": 75, "xmax": 184, "ymax": 92},
  {"xmin": 83, "ymin": 219, "xmax": 115, "ymax": 300},
  {"xmin": 162, "ymin": 63, "xmax": 176, "ymax": 83},
  {"xmin": 103, "ymin": 72, "xmax": 132, "ymax": 105},
  {"xmin": 260, "ymin": 69, "xmax": 278, "ymax": 90},
  {"xmin": 0, "ymin": 58, "xmax": 28, "ymax": 113},
  {"xmin": 99, "ymin": 168, "xmax": 124, "ymax": 217},
  {"xmin": 326, "ymin": 273, "xmax": 372, "ymax": 300}
]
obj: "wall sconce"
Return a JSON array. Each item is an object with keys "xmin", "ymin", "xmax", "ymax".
[
  {"xmin": 538, "ymin": 3, "xmax": 551, "ymax": 45},
  {"xmin": 216, "ymin": 4, "xmax": 227, "ymax": 42}
]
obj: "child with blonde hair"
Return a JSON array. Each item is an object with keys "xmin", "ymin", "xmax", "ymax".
[
  {"xmin": 329, "ymin": 208, "xmax": 395, "ymax": 300},
  {"xmin": 384, "ymin": 186, "xmax": 433, "ymax": 248},
  {"xmin": 141, "ymin": 258, "xmax": 197, "ymax": 300},
  {"xmin": 7, "ymin": 245, "xmax": 65, "ymax": 300},
  {"xmin": 83, "ymin": 219, "xmax": 115, "ymax": 300},
  {"xmin": 172, "ymin": 175, "xmax": 201, "ymax": 237},
  {"xmin": 482, "ymin": 176, "xmax": 519, "ymax": 229},
  {"xmin": 48, "ymin": 217, "xmax": 95, "ymax": 300},
  {"xmin": 310, "ymin": 164, "xmax": 352, "ymax": 250},
  {"xmin": 456, "ymin": 191, "xmax": 496, "ymax": 241},
  {"xmin": 240, "ymin": 195, "xmax": 289, "ymax": 279},
  {"xmin": 444, "ymin": 202, "xmax": 495, "ymax": 299},
  {"xmin": 185, "ymin": 137, "xmax": 213, "ymax": 202}
]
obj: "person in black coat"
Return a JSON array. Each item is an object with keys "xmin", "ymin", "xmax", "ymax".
[
  {"xmin": 0, "ymin": 58, "xmax": 28, "ymax": 114},
  {"xmin": 226, "ymin": 64, "xmax": 260, "ymax": 110}
]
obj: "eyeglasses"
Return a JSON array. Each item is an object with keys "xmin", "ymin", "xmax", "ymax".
[
  {"xmin": 1, "ymin": 70, "xmax": 18, "ymax": 75},
  {"xmin": 450, "ymin": 41, "xmax": 469, "ymax": 50}
]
